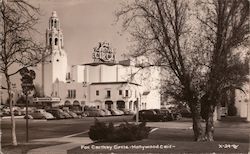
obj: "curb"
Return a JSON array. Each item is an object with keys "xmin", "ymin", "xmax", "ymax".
[{"xmin": 2, "ymin": 116, "xmax": 24, "ymax": 119}]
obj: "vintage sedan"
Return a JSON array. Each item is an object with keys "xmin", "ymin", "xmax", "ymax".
[
  {"xmin": 134, "ymin": 109, "xmax": 171, "ymax": 122},
  {"xmin": 120, "ymin": 109, "xmax": 135, "ymax": 115},
  {"xmin": 84, "ymin": 109, "xmax": 106, "ymax": 117},
  {"xmin": 66, "ymin": 110, "xmax": 79, "ymax": 118},
  {"xmin": 101, "ymin": 109, "xmax": 112, "ymax": 116},
  {"xmin": 46, "ymin": 108, "xmax": 66, "ymax": 119},
  {"xmin": 30, "ymin": 109, "xmax": 55, "ymax": 120},
  {"xmin": 110, "ymin": 109, "xmax": 123, "ymax": 116}
]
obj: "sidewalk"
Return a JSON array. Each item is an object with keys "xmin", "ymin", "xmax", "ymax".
[
  {"xmin": 67, "ymin": 122, "xmax": 250, "ymax": 154},
  {"xmin": 27, "ymin": 133, "xmax": 92, "ymax": 154},
  {"xmin": 26, "ymin": 120, "xmax": 250, "ymax": 154},
  {"xmin": 26, "ymin": 122, "xmax": 176, "ymax": 154}
]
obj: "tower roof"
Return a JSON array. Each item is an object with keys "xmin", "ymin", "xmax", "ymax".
[{"xmin": 52, "ymin": 11, "xmax": 57, "ymax": 17}]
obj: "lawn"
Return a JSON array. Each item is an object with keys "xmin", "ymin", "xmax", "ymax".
[{"xmin": 2, "ymin": 142, "xmax": 65, "ymax": 154}]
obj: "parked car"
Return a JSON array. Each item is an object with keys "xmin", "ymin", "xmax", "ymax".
[
  {"xmin": 30, "ymin": 109, "xmax": 55, "ymax": 120},
  {"xmin": 20, "ymin": 107, "xmax": 36, "ymax": 115},
  {"xmin": 117, "ymin": 109, "xmax": 124, "ymax": 115},
  {"xmin": 84, "ymin": 109, "xmax": 105, "ymax": 117},
  {"xmin": 61, "ymin": 110, "xmax": 73, "ymax": 119},
  {"xmin": 24, "ymin": 114, "xmax": 34, "ymax": 119},
  {"xmin": 101, "ymin": 109, "xmax": 112, "ymax": 116},
  {"xmin": 70, "ymin": 108, "xmax": 85, "ymax": 117},
  {"xmin": 158, "ymin": 109, "xmax": 175, "ymax": 121},
  {"xmin": 134, "ymin": 109, "xmax": 171, "ymax": 122},
  {"xmin": 120, "ymin": 109, "xmax": 135, "ymax": 115},
  {"xmin": 13, "ymin": 106, "xmax": 22, "ymax": 116},
  {"xmin": 110, "ymin": 109, "xmax": 123, "ymax": 116},
  {"xmin": 66, "ymin": 110, "xmax": 79, "ymax": 118},
  {"xmin": 46, "ymin": 108, "xmax": 66, "ymax": 119},
  {"xmin": 14, "ymin": 110, "xmax": 22, "ymax": 116},
  {"xmin": 2, "ymin": 107, "xmax": 10, "ymax": 116},
  {"xmin": 134, "ymin": 110, "xmax": 158, "ymax": 121},
  {"xmin": 152, "ymin": 109, "xmax": 174, "ymax": 121},
  {"xmin": 168, "ymin": 105, "xmax": 192, "ymax": 118}
]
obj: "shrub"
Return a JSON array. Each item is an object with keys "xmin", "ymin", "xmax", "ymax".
[
  {"xmin": 88, "ymin": 118, "xmax": 110, "ymax": 141},
  {"xmin": 88, "ymin": 119, "xmax": 150, "ymax": 142}
]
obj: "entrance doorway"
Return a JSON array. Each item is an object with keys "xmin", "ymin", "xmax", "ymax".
[
  {"xmin": 117, "ymin": 100, "xmax": 125, "ymax": 110},
  {"xmin": 105, "ymin": 101, "xmax": 113, "ymax": 110}
]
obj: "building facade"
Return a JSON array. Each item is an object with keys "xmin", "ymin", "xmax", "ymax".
[
  {"xmin": 41, "ymin": 11, "xmax": 161, "ymax": 111},
  {"xmin": 234, "ymin": 77, "xmax": 250, "ymax": 121}
]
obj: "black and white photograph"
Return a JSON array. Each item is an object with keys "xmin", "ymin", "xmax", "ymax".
[{"xmin": 0, "ymin": 0, "xmax": 250, "ymax": 153}]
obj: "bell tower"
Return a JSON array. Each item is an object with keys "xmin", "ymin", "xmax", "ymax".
[
  {"xmin": 46, "ymin": 11, "xmax": 64, "ymax": 52},
  {"xmin": 42, "ymin": 11, "xmax": 68, "ymax": 97}
]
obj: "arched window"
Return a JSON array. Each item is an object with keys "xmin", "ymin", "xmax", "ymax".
[
  {"xmin": 49, "ymin": 38, "xmax": 52, "ymax": 46},
  {"xmin": 51, "ymin": 19, "xmax": 53, "ymax": 28},
  {"xmin": 54, "ymin": 20, "xmax": 57, "ymax": 28},
  {"xmin": 55, "ymin": 38, "xmax": 58, "ymax": 45},
  {"xmin": 73, "ymin": 100, "xmax": 80, "ymax": 106},
  {"xmin": 65, "ymin": 100, "xmax": 71, "ymax": 106}
]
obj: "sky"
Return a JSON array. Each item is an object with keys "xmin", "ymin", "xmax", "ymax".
[
  {"xmin": 4, "ymin": 0, "xmax": 132, "ymax": 88},
  {"xmin": 31, "ymin": 0, "xmax": 130, "ymax": 66}
]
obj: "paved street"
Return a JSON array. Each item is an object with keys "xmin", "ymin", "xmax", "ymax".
[
  {"xmin": 2, "ymin": 117, "xmax": 250, "ymax": 153},
  {"xmin": 1, "ymin": 115, "xmax": 133, "ymax": 145}
]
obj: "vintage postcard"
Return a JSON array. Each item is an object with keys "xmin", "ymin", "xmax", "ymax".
[{"xmin": 1, "ymin": 0, "xmax": 250, "ymax": 153}]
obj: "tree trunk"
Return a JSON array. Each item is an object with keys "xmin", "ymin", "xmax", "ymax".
[
  {"xmin": 205, "ymin": 105, "xmax": 215, "ymax": 141},
  {"xmin": 6, "ymin": 75, "xmax": 17, "ymax": 146},
  {"xmin": 190, "ymin": 103, "xmax": 204, "ymax": 141},
  {"xmin": 191, "ymin": 112, "xmax": 204, "ymax": 141}
]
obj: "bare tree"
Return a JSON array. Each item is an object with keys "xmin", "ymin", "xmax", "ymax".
[
  {"xmin": 117, "ymin": 0, "xmax": 205, "ymax": 141},
  {"xmin": 0, "ymin": 0, "xmax": 50, "ymax": 145},
  {"xmin": 116, "ymin": 0, "xmax": 249, "ymax": 141},
  {"xmin": 196, "ymin": 0, "xmax": 249, "ymax": 141}
]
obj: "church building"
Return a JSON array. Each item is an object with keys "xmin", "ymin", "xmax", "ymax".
[{"xmin": 39, "ymin": 11, "xmax": 161, "ymax": 111}]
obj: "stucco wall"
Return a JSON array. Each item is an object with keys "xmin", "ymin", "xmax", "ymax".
[{"xmin": 101, "ymin": 65, "xmax": 117, "ymax": 82}]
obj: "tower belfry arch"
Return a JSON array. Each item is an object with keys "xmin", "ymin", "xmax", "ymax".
[{"xmin": 42, "ymin": 11, "xmax": 68, "ymax": 97}]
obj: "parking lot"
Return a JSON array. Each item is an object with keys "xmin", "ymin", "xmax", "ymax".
[{"xmin": 1, "ymin": 115, "xmax": 133, "ymax": 145}]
